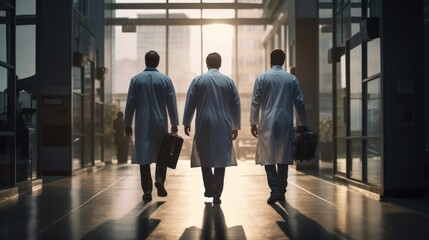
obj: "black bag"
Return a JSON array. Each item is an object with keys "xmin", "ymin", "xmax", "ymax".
[
  {"xmin": 158, "ymin": 133, "xmax": 184, "ymax": 169},
  {"xmin": 292, "ymin": 128, "xmax": 318, "ymax": 161}
]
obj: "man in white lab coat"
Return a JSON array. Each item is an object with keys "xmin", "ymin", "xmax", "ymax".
[
  {"xmin": 250, "ymin": 49, "xmax": 308, "ymax": 204},
  {"xmin": 125, "ymin": 50, "xmax": 179, "ymax": 202},
  {"xmin": 183, "ymin": 52, "xmax": 241, "ymax": 204}
]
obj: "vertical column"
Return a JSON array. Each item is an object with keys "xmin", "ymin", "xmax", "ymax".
[
  {"xmin": 381, "ymin": 0, "xmax": 425, "ymax": 196},
  {"xmin": 424, "ymin": 0, "xmax": 429, "ymax": 190},
  {"xmin": 294, "ymin": 0, "xmax": 319, "ymax": 169},
  {"xmin": 39, "ymin": 0, "xmax": 73, "ymax": 175}
]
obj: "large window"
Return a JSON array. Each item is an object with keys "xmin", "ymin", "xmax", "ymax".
[
  {"xmin": 332, "ymin": 0, "xmax": 382, "ymax": 189},
  {"xmin": 73, "ymin": 67, "xmax": 84, "ymax": 169},
  {"xmin": 336, "ymin": 58, "xmax": 346, "ymax": 175},
  {"xmin": 367, "ymin": 38, "xmax": 380, "ymax": 77},
  {"xmin": 1, "ymin": 0, "xmax": 39, "ymax": 185},
  {"xmin": 83, "ymin": 61, "xmax": 94, "ymax": 167},
  {"xmin": 94, "ymin": 102, "xmax": 103, "ymax": 163},
  {"xmin": 168, "ymin": 25, "xmax": 198, "ymax": 94},
  {"xmin": 366, "ymin": 78, "xmax": 381, "ymax": 185},
  {"xmin": 136, "ymin": 24, "xmax": 166, "ymax": 73},
  {"xmin": 0, "ymin": 2, "xmax": 16, "ymax": 188},
  {"xmin": 112, "ymin": 1, "xmax": 267, "ymax": 160},
  {"xmin": 237, "ymin": 25, "xmax": 264, "ymax": 94},
  {"xmin": 16, "ymin": 23, "xmax": 37, "ymax": 181},
  {"xmin": 350, "ymin": 45, "xmax": 362, "ymax": 180},
  {"xmin": 94, "ymin": 67, "xmax": 104, "ymax": 164},
  {"xmin": 319, "ymin": 1, "xmax": 334, "ymax": 179}
]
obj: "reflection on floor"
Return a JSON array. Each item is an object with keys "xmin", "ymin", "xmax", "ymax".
[{"xmin": 1, "ymin": 160, "xmax": 429, "ymax": 239}]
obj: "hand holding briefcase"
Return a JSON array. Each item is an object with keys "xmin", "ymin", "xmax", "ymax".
[
  {"xmin": 292, "ymin": 127, "xmax": 318, "ymax": 161},
  {"xmin": 158, "ymin": 133, "xmax": 184, "ymax": 169}
]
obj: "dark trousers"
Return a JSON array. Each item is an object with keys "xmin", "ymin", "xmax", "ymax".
[
  {"xmin": 264, "ymin": 164, "xmax": 289, "ymax": 196},
  {"xmin": 201, "ymin": 167, "xmax": 225, "ymax": 198},
  {"xmin": 139, "ymin": 164, "xmax": 167, "ymax": 193}
]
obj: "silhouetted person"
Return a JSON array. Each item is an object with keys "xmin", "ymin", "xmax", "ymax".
[
  {"xmin": 183, "ymin": 52, "xmax": 241, "ymax": 204},
  {"xmin": 250, "ymin": 49, "xmax": 308, "ymax": 204},
  {"xmin": 125, "ymin": 50, "xmax": 179, "ymax": 202},
  {"xmin": 113, "ymin": 111, "xmax": 129, "ymax": 164}
]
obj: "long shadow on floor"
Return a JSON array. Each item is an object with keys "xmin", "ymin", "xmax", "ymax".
[
  {"xmin": 80, "ymin": 201, "xmax": 165, "ymax": 240},
  {"xmin": 180, "ymin": 203, "xmax": 247, "ymax": 240},
  {"xmin": 271, "ymin": 201, "xmax": 347, "ymax": 240}
]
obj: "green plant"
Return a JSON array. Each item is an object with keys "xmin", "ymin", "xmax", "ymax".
[{"xmin": 319, "ymin": 117, "xmax": 333, "ymax": 142}]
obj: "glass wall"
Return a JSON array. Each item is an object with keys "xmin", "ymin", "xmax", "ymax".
[
  {"xmin": 364, "ymin": 1, "xmax": 382, "ymax": 186},
  {"xmin": 112, "ymin": 1, "xmax": 266, "ymax": 160},
  {"xmin": 1, "ymin": 0, "xmax": 39, "ymax": 187},
  {"xmin": 168, "ymin": 25, "xmax": 198, "ymax": 95},
  {"xmin": 94, "ymin": 73, "xmax": 103, "ymax": 164},
  {"xmin": 319, "ymin": 0, "xmax": 334, "ymax": 179},
  {"xmin": 0, "ymin": 1, "xmax": 16, "ymax": 188},
  {"xmin": 366, "ymin": 77, "xmax": 381, "ymax": 185},
  {"xmin": 336, "ymin": 56, "xmax": 347, "ymax": 175},
  {"xmin": 72, "ymin": 67, "xmax": 84, "ymax": 169},
  {"xmin": 350, "ymin": 45, "xmax": 362, "ymax": 181},
  {"xmin": 72, "ymin": 59, "xmax": 101, "ymax": 168},
  {"xmin": 83, "ymin": 61, "xmax": 94, "ymax": 167},
  {"xmin": 16, "ymin": 20, "xmax": 37, "ymax": 182},
  {"xmin": 332, "ymin": 0, "xmax": 382, "ymax": 190}
]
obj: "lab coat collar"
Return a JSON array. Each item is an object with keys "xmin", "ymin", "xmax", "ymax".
[
  {"xmin": 144, "ymin": 67, "xmax": 158, "ymax": 72},
  {"xmin": 272, "ymin": 65, "xmax": 283, "ymax": 70}
]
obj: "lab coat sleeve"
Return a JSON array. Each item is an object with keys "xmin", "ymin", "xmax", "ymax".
[
  {"xmin": 166, "ymin": 78, "xmax": 179, "ymax": 126},
  {"xmin": 293, "ymin": 78, "xmax": 308, "ymax": 126},
  {"xmin": 124, "ymin": 79, "xmax": 136, "ymax": 127},
  {"xmin": 230, "ymin": 81, "xmax": 241, "ymax": 130},
  {"xmin": 182, "ymin": 80, "xmax": 197, "ymax": 126},
  {"xmin": 250, "ymin": 77, "xmax": 262, "ymax": 125}
]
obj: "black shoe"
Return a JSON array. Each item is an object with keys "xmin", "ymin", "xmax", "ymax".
[
  {"xmin": 155, "ymin": 182, "xmax": 168, "ymax": 197},
  {"xmin": 267, "ymin": 195, "xmax": 281, "ymax": 204},
  {"xmin": 142, "ymin": 192, "xmax": 152, "ymax": 201},
  {"xmin": 213, "ymin": 197, "xmax": 222, "ymax": 204}
]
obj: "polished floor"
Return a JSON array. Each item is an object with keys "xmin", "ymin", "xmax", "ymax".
[{"xmin": 1, "ymin": 160, "xmax": 429, "ymax": 240}]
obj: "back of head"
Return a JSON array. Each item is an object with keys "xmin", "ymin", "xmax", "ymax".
[
  {"xmin": 206, "ymin": 52, "xmax": 222, "ymax": 69},
  {"xmin": 145, "ymin": 50, "xmax": 160, "ymax": 68},
  {"xmin": 270, "ymin": 49, "xmax": 286, "ymax": 67}
]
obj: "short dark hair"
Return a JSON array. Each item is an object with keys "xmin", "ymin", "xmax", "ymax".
[
  {"xmin": 206, "ymin": 52, "xmax": 222, "ymax": 69},
  {"xmin": 145, "ymin": 50, "xmax": 160, "ymax": 67},
  {"xmin": 270, "ymin": 49, "xmax": 286, "ymax": 66}
]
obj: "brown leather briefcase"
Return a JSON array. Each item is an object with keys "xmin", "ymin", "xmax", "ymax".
[{"xmin": 157, "ymin": 133, "xmax": 183, "ymax": 169}]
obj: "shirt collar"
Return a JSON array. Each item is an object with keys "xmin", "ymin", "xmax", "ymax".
[
  {"xmin": 272, "ymin": 65, "xmax": 283, "ymax": 70},
  {"xmin": 144, "ymin": 67, "xmax": 158, "ymax": 72}
]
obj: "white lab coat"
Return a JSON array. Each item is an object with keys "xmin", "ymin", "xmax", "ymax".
[
  {"xmin": 125, "ymin": 68, "xmax": 179, "ymax": 165},
  {"xmin": 183, "ymin": 69, "xmax": 241, "ymax": 168},
  {"xmin": 250, "ymin": 65, "xmax": 308, "ymax": 165}
]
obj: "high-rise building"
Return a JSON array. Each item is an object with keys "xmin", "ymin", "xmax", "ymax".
[{"xmin": 137, "ymin": 13, "xmax": 193, "ymax": 94}]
